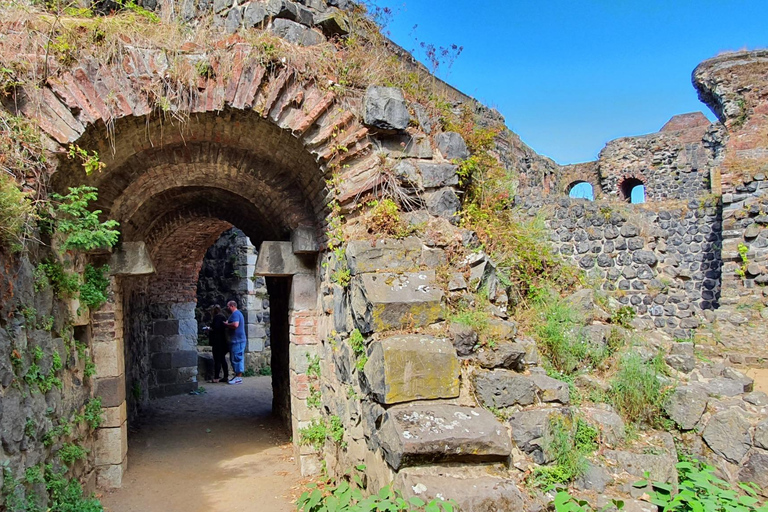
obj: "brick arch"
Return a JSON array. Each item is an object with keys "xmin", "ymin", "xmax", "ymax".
[{"xmin": 618, "ymin": 173, "xmax": 647, "ymax": 201}]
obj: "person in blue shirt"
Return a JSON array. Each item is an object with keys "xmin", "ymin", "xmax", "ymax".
[{"xmin": 224, "ymin": 300, "xmax": 246, "ymax": 385}]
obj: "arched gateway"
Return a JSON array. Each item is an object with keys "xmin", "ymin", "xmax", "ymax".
[{"xmin": 36, "ymin": 47, "xmax": 373, "ymax": 487}]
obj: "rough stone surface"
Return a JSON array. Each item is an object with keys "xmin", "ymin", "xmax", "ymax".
[
  {"xmin": 377, "ymin": 404, "xmax": 511, "ymax": 469},
  {"xmin": 350, "ymin": 271, "xmax": 443, "ymax": 334},
  {"xmin": 363, "ymin": 86, "xmax": 410, "ymax": 131},
  {"xmin": 346, "ymin": 237, "xmax": 421, "ymax": 275},
  {"xmin": 395, "ymin": 466, "xmax": 525, "ymax": 511},
  {"xmin": 529, "ymin": 374, "xmax": 570, "ymax": 404},
  {"xmin": 364, "ymin": 335, "xmax": 460, "ymax": 404},
  {"xmin": 664, "ymin": 385, "xmax": 708, "ymax": 430},
  {"xmin": 702, "ymin": 408, "xmax": 753, "ymax": 464},
  {"xmin": 473, "ymin": 369, "xmax": 536, "ymax": 408},
  {"xmin": 270, "ymin": 18, "xmax": 325, "ymax": 45},
  {"xmin": 508, "ymin": 408, "xmax": 570, "ymax": 464},
  {"xmin": 473, "ymin": 341, "xmax": 526, "ymax": 370},
  {"xmin": 435, "ymin": 132, "xmax": 470, "ymax": 161}
]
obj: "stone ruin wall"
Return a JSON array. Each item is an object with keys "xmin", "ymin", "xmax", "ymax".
[{"xmin": 2, "ymin": 0, "xmax": 768, "ymax": 506}]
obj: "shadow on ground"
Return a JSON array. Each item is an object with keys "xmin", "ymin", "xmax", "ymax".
[{"xmin": 100, "ymin": 376, "xmax": 301, "ymax": 512}]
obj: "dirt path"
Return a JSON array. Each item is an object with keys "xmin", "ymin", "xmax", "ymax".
[{"xmin": 100, "ymin": 376, "xmax": 302, "ymax": 512}]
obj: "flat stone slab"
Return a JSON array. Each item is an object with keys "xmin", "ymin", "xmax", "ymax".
[
  {"xmin": 109, "ymin": 241, "xmax": 155, "ymax": 275},
  {"xmin": 473, "ymin": 369, "xmax": 536, "ymax": 408},
  {"xmin": 350, "ymin": 271, "xmax": 443, "ymax": 333},
  {"xmin": 364, "ymin": 335, "xmax": 459, "ymax": 404},
  {"xmin": 255, "ymin": 241, "xmax": 314, "ymax": 275},
  {"xmin": 346, "ymin": 237, "xmax": 422, "ymax": 275},
  {"xmin": 377, "ymin": 404, "xmax": 511, "ymax": 470},
  {"xmin": 394, "ymin": 465, "xmax": 525, "ymax": 511}
]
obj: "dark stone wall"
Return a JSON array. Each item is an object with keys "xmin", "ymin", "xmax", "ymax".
[{"xmin": 0, "ymin": 248, "xmax": 100, "ymax": 505}]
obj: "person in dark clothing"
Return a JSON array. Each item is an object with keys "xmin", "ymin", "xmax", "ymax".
[{"xmin": 208, "ymin": 305, "xmax": 229, "ymax": 383}]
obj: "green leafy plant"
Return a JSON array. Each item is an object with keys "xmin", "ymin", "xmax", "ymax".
[
  {"xmin": 348, "ymin": 329, "xmax": 367, "ymax": 371},
  {"xmin": 258, "ymin": 365, "xmax": 272, "ymax": 376},
  {"xmin": 329, "ymin": 415, "xmax": 345, "ymax": 447},
  {"xmin": 83, "ymin": 357, "xmax": 96, "ymax": 379},
  {"xmin": 45, "ymin": 464, "xmax": 103, "ymax": 512},
  {"xmin": 307, "ymin": 354, "xmax": 322, "ymax": 409},
  {"xmin": 299, "ymin": 418, "xmax": 328, "ymax": 451},
  {"xmin": 548, "ymin": 490, "xmax": 624, "ymax": 512},
  {"xmin": 49, "ymin": 186, "xmax": 119, "ymax": 252},
  {"xmin": 610, "ymin": 306, "xmax": 635, "ymax": 329},
  {"xmin": 81, "ymin": 398, "xmax": 104, "ymax": 430},
  {"xmin": 67, "ymin": 144, "xmax": 105, "ymax": 176},
  {"xmin": 243, "ymin": 368, "xmax": 256, "ymax": 377},
  {"xmin": 736, "ymin": 242, "xmax": 750, "ymax": 278},
  {"xmin": 635, "ymin": 460, "xmax": 768, "ymax": 512},
  {"xmin": 533, "ymin": 415, "xmax": 598, "ymax": 486},
  {"xmin": 79, "ymin": 264, "xmax": 110, "ymax": 310},
  {"xmin": 297, "ymin": 477, "xmax": 455, "ymax": 512},
  {"xmin": 57, "ymin": 443, "xmax": 87, "ymax": 466}
]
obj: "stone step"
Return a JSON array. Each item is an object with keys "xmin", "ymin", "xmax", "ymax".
[
  {"xmin": 394, "ymin": 465, "xmax": 526, "ymax": 511},
  {"xmin": 350, "ymin": 271, "xmax": 443, "ymax": 333},
  {"xmin": 376, "ymin": 404, "xmax": 511, "ymax": 470}
]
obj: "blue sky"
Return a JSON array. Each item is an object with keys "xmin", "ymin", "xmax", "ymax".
[{"xmin": 371, "ymin": 1, "xmax": 768, "ymax": 164}]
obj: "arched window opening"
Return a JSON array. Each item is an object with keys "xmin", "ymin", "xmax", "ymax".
[
  {"xmin": 620, "ymin": 178, "xmax": 645, "ymax": 204},
  {"xmin": 568, "ymin": 181, "xmax": 594, "ymax": 200}
]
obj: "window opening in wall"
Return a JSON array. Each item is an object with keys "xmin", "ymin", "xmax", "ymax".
[
  {"xmin": 620, "ymin": 178, "xmax": 645, "ymax": 204},
  {"xmin": 568, "ymin": 181, "xmax": 594, "ymax": 200}
]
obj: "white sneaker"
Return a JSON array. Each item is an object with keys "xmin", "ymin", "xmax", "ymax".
[{"xmin": 228, "ymin": 377, "xmax": 242, "ymax": 385}]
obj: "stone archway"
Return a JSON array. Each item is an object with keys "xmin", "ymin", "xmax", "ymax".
[{"xmin": 33, "ymin": 49, "xmax": 374, "ymax": 488}]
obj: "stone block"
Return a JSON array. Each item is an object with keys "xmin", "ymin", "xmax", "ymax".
[
  {"xmin": 109, "ymin": 242, "xmax": 155, "ymax": 276},
  {"xmin": 346, "ymin": 237, "xmax": 422, "ymax": 275},
  {"xmin": 702, "ymin": 408, "xmax": 752, "ymax": 464},
  {"xmin": 363, "ymin": 86, "xmax": 410, "ymax": 131},
  {"xmin": 93, "ymin": 340, "xmax": 124, "ymax": 378},
  {"xmin": 149, "ymin": 335, "xmax": 185, "ymax": 353},
  {"xmin": 350, "ymin": 271, "xmax": 444, "ymax": 334},
  {"xmin": 171, "ymin": 350, "xmax": 198, "ymax": 368},
  {"xmin": 96, "ymin": 461, "xmax": 125, "ymax": 490},
  {"xmin": 255, "ymin": 241, "xmax": 315, "ymax": 276},
  {"xmin": 149, "ymin": 382, "xmax": 197, "ymax": 399},
  {"xmin": 416, "ymin": 162, "xmax": 459, "ymax": 188},
  {"xmin": 289, "ymin": 344, "xmax": 321, "ymax": 374},
  {"xmin": 95, "ymin": 424, "xmax": 127, "ymax": 466},
  {"xmin": 424, "ymin": 188, "xmax": 461, "ymax": 221},
  {"xmin": 94, "ymin": 376, "xmax": 126, "ymax": 408},
  {"xmin": 377, "ymin": 133, "xmax": 432, "ymax": 159},
  {"xmin": 102, "ymin": 402, "xmax": 127, "ymax": 429},
  {"xmin": 474, "ymin": 341, "xmax": 526, "ymax": 370},
  {"xmin": 364, "ymin": 335, "xmax": 459, "ymax": 404},
  {"xmin": 243, "ymin": 2, "xmax": 268, "ymax": 29},
  {"xmin": 435, "ymin": 132, "xmax": 470, "ymax": 161},
  {"xmin": 394, "ymin": 466, "xmax": 524, "ymax": 511},
  {"xmin": 290, "ymin": 273, "xmax": 318, "ymax": 311},
  {"xmin": 247, "ymin": 323, "xmax": 267, "ymax": 339},
  {"xmin": 473, "ymin": 369, "xmax": 535, "ymax": 408},
  {"xmin": 377, "ymin": 404, "xmax": 511, "ymax": 470},
  {"xmin": 247, "ymin": 337, "xmax": 265, "ymax": 352},
  {"xmin": 153, "ymin": 320, "xmax": 179, "ymax": 336},
  {"xmin": 508, "ymin": 408, "xmax": 571, "ymax": 464},
  {"xmin": 529, "ymin": 373, "xmax": 570, "ymax": 404},
  {"xmin": 664, "ymin": 385, "xmax": 708, "ymax": 430},
  {"xmin": 292, "ymin": 225, "xmax": 319, "ymax": 254},
  {"xmin": 270, "ymin": 18, "xmax": 325, "ymax": 46},
  {"xmin": 314, "ymin": 9, "xmax": 349, "ymax": 37}
]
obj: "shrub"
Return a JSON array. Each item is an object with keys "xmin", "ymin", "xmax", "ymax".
[
  {"xmin": 609, "ymin": 352, "xmax": 670, "ymax": 428},
  {"xmin": 636, "ymin": 460, "xmax": 768, "ymax": 512},
  {"xmin": 49, "ymin": 186, "xmax": 119, "ymax": 252},
  {"xmin": 348, "ymin": 329, "xmax": 367, "ymax": 371},
  {"xmin": 366, "ymin": 199, "xmax": 411, "ymax": 239},
  {"xmin": 79, "ymin": 264, "xmax": 110, "ymax": 310},
  {"xmin": 533, "ymin": 415, "xmax": 598, "ymax": 486},
  {"xmin": 610, "ymin": 306, "xmax": 635, "ymax": 329},
  {"xmin": 34, "ymin": 260, "xmax": 80, "ymax": 296},
  {"xmin": 0, "ymin": 171, "xmax": 36, "ymax": 252}
]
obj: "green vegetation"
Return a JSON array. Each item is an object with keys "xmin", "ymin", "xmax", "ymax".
[
  {"xmin": 736, "ymin": 242, "xmax": 750, "ymax": 278},
  {"xmin": 608, "ymin": 351, "xmax": 670, "ymax": 428},
  {"xmin": 348, "ymin": 329, "xmax": 367, "ymax": 371},
  {"xmin": 532, "ymin": 415, "xmax": 599, "ymax": 486},
  {"xmin": 258, "ymin": 365, "xmax": 272, "ymax": 376},
  {"xmin": 297, "ymin": 466, "xmax": 455, "ymax": 512},
  {"xmin": 528, "ymin": 287, "xmax": 622, "ymax": 378},
  {"xmin": 299, "ymin": 418, "xmax": 328, "ymax": 451},
  {"xmin": 610, "ymin": 306, "xmax": 635, "ymax": 329},
  {"xmin": 328, "ymin": 415, "xmax": 345, "ymax": 447},
  {"xmin": 635, "ymin": 460, "xmax": 768, "ymax": 512},
  {"xmin": 307, "ymin": 354, "xmax": 322, "ymax": 409},
  {"xmin": 0, "ymin": 172, "xmax": 36, "ymax": 253},
  {"xmin": 49, "ymin": 186, "xmax": 119, "ymax": 252},
  {"xmin": 365, "ymin": 199, "xmax": 412, "ymax": 239},
  {"xmin": 548, "ymin": 490, "xmax": 624, "ymax": 512},
  {"xmin": 67, "ymin": 144, "xmax": 105, "ymax": 176},
  {"xmin": 79, "ymin": 264, "xmax": 110, "ymax": 310},
  {"xmin": 57, "ymin": 443, "xmax": 87, "ymax": 466}
]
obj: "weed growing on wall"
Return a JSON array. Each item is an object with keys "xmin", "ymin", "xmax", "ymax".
[
  {"xmin": 0, "ymin": 172, "xmax": 37, "ymax": 253},
  {"xmin": 49, "ymin": 187, "xmax": 119, "ymax": 252},
  {"xmin": 609, "ymin": 351, "xmax": 671, "ymax": 428},
  {"xmin": 79, "ymin": 264, "xmax": 110, "ymax": 310},
  {"xmin": 532, "ymin": 415, "xmax": 599, "ymax": 487}
]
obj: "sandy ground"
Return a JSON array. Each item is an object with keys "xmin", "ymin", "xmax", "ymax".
[
  {"xmin": 100, "ymin": 376, "xmax": 302, "ymax": 512},
  {"xmin": 745, "ymin": 368, "xmax": 768, "ymax": 394}
]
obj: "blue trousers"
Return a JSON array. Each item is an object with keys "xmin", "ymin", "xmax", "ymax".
[{"xmin": 230, "ymin": 340, "xmax": 246, "ymax": 374}]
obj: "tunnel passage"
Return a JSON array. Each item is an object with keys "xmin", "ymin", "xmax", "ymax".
[{"xmin": 51, "ymin": 108, "xmax": 328, "ymax": 486}]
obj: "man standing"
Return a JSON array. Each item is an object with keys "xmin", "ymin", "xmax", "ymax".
[{"xmin": 224, "ymin": 300, "xmax": 246, "ymax": 385}]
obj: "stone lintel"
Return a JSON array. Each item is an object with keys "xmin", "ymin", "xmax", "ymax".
[
  {"xmin": 292, "ymin": 226, "xmax": 320, "ymax": 254},
  {"xmin": 109, "ymin": 241, "xmax": 155, "ymax": 276},
  {"xmin": 255, "ymin": 241, "xmax": 315, "ymax": 276}
]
